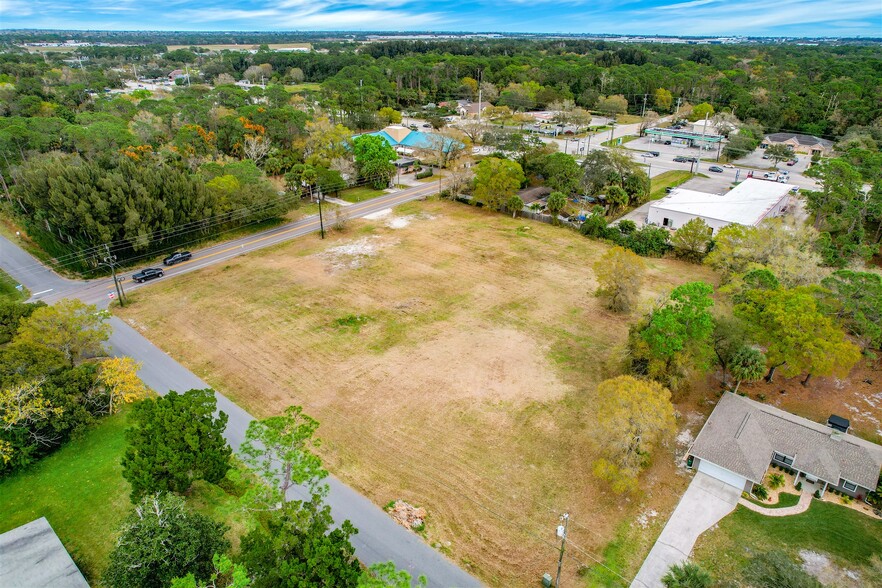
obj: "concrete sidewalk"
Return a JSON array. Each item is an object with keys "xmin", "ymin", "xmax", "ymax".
[{"xmin": 631, "ymin": 473, "xmax": 740, "ymax": 588}]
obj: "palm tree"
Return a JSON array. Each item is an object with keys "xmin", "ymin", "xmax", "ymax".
[
  {"xmin": 730, "ymin": 346, "xmax": 766, "ymax": 394},
  {"xmin": 662, "ymin": 562, "xmax": 712, "ymax": 588}
]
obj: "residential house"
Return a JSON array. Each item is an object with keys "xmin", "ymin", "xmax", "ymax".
[
  {"xmin": 0, "ymin": 517, "xmax": 90, "ymax": 587},
  {"xmin": 762, "ymin": 132, "xmax": 834, "ymax": 156},
  {"xmin": 687, "ymin": 393, "xmax": 882, "ymax": 500},
  {"xmin": 647, "ymin": 178, "xmax": 794, "ymax": 234},
  {"xmin": 167, "ymin": 69, "xmax": 186, "ymax": 82},
  {"xmin": 365, "ymin": 125, "xmax": 464, "ymax": 156}
]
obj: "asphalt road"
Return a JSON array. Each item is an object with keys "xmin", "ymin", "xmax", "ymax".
[
  {"xmin": 4, "ymin": 182, "xmax": 439, "ymax": 307},
  {"xmin": 0, "ymin": 183, "xmax": 481, "ymax": 588}
]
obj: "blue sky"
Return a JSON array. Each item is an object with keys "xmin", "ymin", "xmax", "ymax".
[{"xmin": 1, "ymin": 0, "xmax": 880, "ymax": 37}]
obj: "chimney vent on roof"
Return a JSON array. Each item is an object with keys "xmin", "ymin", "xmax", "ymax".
[{"xmin": 827, "ymin": 414, "xmax": 849, "ymax": 434}]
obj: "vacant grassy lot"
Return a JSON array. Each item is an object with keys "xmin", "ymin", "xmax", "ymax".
[
  {"xmin": 117, "ymin": 199, "xmax": 716, "ymax": 586},
  {"xmin": 339, "ymin": 186, "xmax": 387, "ymax": 203},
  {"xmin": 168, "ymin": 43, "xmax": 312, "ymax": 51},
  {"xmin": 284, "ymin": 83, "xmax": 322, "ymax": 93},
  {"xmin": 692, "ymin": 501, "xmax": 882, "ymax": 584}
]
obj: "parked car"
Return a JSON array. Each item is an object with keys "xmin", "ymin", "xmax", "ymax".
[
  {"xmin": 664, "ymin": 140, "xmax": 672, "ymax": 145},
  {"xmin": 786, "ymin": 159, "xmax": 799, "ymax": 166},
  {"xmin": 665, "ymin": 187, "xmax": 674, "ymax": 194},
  {"xmin": 708, "ymin": 165, "xmax": 724, "ymax": 173},
  {"xmin": 132, "ymin": 268, "xmax": 164, "ymax": 283},
  {"xmin": 762, "ymin": 153, "xmax": 770, "ymax": 159},
  {"xmin": 163, "ymin": 251, "xmax": 192, "ymax": 266}
]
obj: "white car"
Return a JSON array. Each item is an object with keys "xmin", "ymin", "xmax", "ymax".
[{"xmin": 723, "ymin": 164, "xmax": 734, "ymax": 168}]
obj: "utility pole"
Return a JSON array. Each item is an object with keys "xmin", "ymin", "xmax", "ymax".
[
  {"xmin": 554, "ymin": 513, "xmax": 569, "ymax": 588},
  {"xmin": 317, "ymin": 191, "xmax": 325, "ymax": 239},
  {"xmin": 674, "ymin": 97, "xmax": 682, "ymax": 119},
  {"xmin": 477, "ymin": 69, "xmax": 483, "ymax": 122},
  {"xmin": 103, "ymin": 244, "xmax": 126, "ymax": 307},
  {"xmin": 641, "ymin": 93, "xmax": 648, "ymax": 118}
]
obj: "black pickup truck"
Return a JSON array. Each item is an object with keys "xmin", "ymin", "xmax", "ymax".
[
  {"xmin": 163, "ymin": 251, "xmax": 192, "ymax": 266},
  {"xmin": 132, "ymin": 268, "xmax": 164, "ymax": 283}
]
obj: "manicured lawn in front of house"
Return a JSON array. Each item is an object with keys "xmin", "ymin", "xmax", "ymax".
[
  {"xmin": 692, "ymin": 500, "xmax": 882, "ymax": 581},
  {"xmin": 745, "ymin": 492, "xmax": 801, "ymax": 509},
  {"xmin": 339, "ymin": 186, "xmax": 387, "ymax": 203},
  {"xmin": 0, "ymin": 409, "xmax": 132, "ymax": 582},
  {"xmin": 648, "ymin": 170, "xmax": 693, "ymax": 200}
]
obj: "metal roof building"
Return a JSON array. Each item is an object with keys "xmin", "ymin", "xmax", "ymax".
[{"xmin": 647, "ymin": 178, "xmax": 795, "ymax": 234}]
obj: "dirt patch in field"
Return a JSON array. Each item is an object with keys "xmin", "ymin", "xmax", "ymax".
[{"xmin": 118, "ymin": 199, "xmax": 717, "ymax": 586}]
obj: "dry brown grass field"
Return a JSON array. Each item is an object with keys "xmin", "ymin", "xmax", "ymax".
[{"xmin": 117, "ymin": 199, "xmax": 722, "ymax": 586}]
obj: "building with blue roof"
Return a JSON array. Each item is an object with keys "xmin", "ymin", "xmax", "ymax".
[{"xmin": 366, "ymin": 125, "xmax": 464, "ymax": 154}]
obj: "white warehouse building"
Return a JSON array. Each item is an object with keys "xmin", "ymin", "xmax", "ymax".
[{"xmin": 647, "ymin": 178, "xmax": 796, "ymax": 234}]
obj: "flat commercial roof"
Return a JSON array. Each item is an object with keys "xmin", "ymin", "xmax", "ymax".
[
  {"xmin": 0, "ymin": 517, "xmax": 90, "ymax": 588},
  {"xmin": 646, "ymin": 127, "xmax": 723, "ymax": 142},
  {"xmin": 650, "ymin": 178, "xmax": 795, "ymax": 226}
]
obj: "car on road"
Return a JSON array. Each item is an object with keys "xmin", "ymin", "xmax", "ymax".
[
  {"xmin": 648, "ymin": 151, "xmax": 660, "ymax": 157},
  {"xmin": 787, "ymin": 158, "xmax": 799, "ymax": 166},
  {"xmin": 724, "ymin": 164, "xmax": 734, "ymax": 168},
  {"xmin": 132, "ymin": 268, "xmax": 164, "ymax": 283},
  {"xmin": 163, "ymin": 251, "xmax": 192, "ymax": 266},
  {"xmin": 673, "ymin": 156, "xmax": 687, "ymax": 162},
  {"xmin": 762, "ymin": 153, "xmax": 770, "ymax": 159},
  {"xmin": 708, "ymin": 165, "xmax": 724, "ymax": 173}
]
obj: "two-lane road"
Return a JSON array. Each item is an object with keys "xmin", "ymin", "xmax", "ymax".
[{"xmin": 0, "ymin": 183, "xmax": 482, "ymax": 587}]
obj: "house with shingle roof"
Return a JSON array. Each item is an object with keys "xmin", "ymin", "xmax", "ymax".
[
  {"xmin": 687, "ymin": 393, "xmax": 882, "ymax": 500},
  {"xmin": 762, "ymin": 132, "xmax": 834, "ymax": 155},
  {"xmin": 0, "ymin": 517, "xmax": 90, "ymax": 587}
]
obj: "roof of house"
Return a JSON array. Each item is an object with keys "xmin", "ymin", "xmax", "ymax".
[
  {"xmin": 689, "ymin": 393, "xmax": 882, "ymax": 489},
  {"xmin": 649, "ymin": 178, "xmax": 794, "ymax": 227},
  {"xmin": 0, "ymin": 517, "xmax": 90, "ymax": 588},
  {"xmin": 367, "ymin": 125, "xmax": 464, "ymax": 152},
  {"xmin": 518, "ymin": 186, "xmax": 551, "ymax": 204},
  {"xmin": 764, "ymin": 132, "xmax": 834, "ymax": 148}
]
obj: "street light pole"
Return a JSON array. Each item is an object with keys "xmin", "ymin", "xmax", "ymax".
[{"xmin": 554, "ymin": 513, "xmax": 569, "ymax": 588}]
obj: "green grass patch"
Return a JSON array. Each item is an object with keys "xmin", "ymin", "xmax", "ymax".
[
  {"xmin": 601, "ymin": 135, "xmax": 638, "ymax": 147},
  {"xmin": 339, "ymin": 186, "xmax": 386, "ymax": 203},
  {"xmin": 616, "ymin": 114, "xmax": 643, "ymax": 124},
  {"xmin": 579, "ymin": 520, "xmax": 639, "ymax": 587},
  {"xmin": 0, "ymin": 268, "xmax": 27, "ymax": 302},
  {"xmin": 649, "ymin": 170, "xmax": 692, "ymax": 200},
  {"xmin": 692, "ymin": 500, "xmax": 882, "ymax": 582},
  {"xmin": 332, "ymin": 313, "xmax": 373, "ymax": 333},
  {"xmin": 0, "ymin": 409, "xmax": 132, "ymax": 582},
  {"xmin": 745, "ymin": 492, "xmax": 801, "ymax": 509},
  {"xmin": 284, "ymin": 83, "xmax": 321, "ymax": 93}
]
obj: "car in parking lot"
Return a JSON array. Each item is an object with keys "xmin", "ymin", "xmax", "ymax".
[
  {"xmin": 708, "ymin": 165, "xmax": 724, "ymax": 173},
  {"xmin": 786, "ymin": 158, "xmax": 799, "ymax": 166},
  {"xmin": 132, "ymin": 268, "xmax": 164, "ymax": 283},
  {"xmin": 163, "ymin": 251, "xmax": 192, "ymax": 266}
]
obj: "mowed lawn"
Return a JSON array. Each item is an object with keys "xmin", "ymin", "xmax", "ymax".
[
  {"xmin": 692, "ymin": 501, "xmax": 882, "ymax": 582},
  {"xmin": 116, "ymin": 199, "xmax": 716, "ymax": 586},
  {"xmin": 648, "ymin": 170, "xmax": 692, "ymax": 200},
  {"xmin": 0, "ymin": 410, "xmax": 131, "ymax": 581},
  {"xmin": 0, "ymin": 268, "xmax": 27, "ymax": 302}
]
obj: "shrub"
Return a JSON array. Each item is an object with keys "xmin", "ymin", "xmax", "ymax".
[
  {"xmin": 579, "ymin": 213, "xmax": 608, "ymax": 237},
  {"xmin": 618, "ymin": 219, "xmax": 637, "ymax": 234},
  {"xmin": 767, "ymin": 473, "xmax": 785, "ymax": 490},
  {"xmin": 623, "ymin": 225, "xmax": 671, "ymax": 257},
  {"xmin": 814, "ymin": 490, "xmax": 822, "ymax": 499},
  {"xmin": 753, "ymin": 484, "xmax": 769, "ymax": 500},
  {"xmin": 744, "ymin": 551, "xmax": 822, "ymax": 588},
  {"xmin": 662, "ymin": 562, "xmax": 712, "ymax": 588},
  {"xmin": 415, "ymin": 168, "xmax": 433, "ymax": 180},
  {"xmin": 841, "ymin": 494, "xmax": 853, "ymax": 505},
  {"xmin": 795, "ymin": 481, "xmax": 802, "ymax": 491}
]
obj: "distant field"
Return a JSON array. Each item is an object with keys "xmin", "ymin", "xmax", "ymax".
[
  {"xmin": 168, "ymin": 43, "xmax": 311, "ymax": 52},
  {"xmin": 117, "ymin": 199, "xmax": 716, "ymax": 586},
  {"xmin": 20, "ymin": 45, "xmax": 79, "ymax": 53},
  {"xmin": 285, "ymin": 83, "xmax": 322, "ymax": 93}
]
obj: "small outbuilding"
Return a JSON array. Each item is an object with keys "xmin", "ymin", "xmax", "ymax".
[{"xmin": 0, "ymin": 517, "xmax": 90, "ymax": 587}]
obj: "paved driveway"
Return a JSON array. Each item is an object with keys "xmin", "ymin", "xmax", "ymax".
[{"xmin": 631, "ymin": 472, "xmax": 740, "ymax": 588}]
